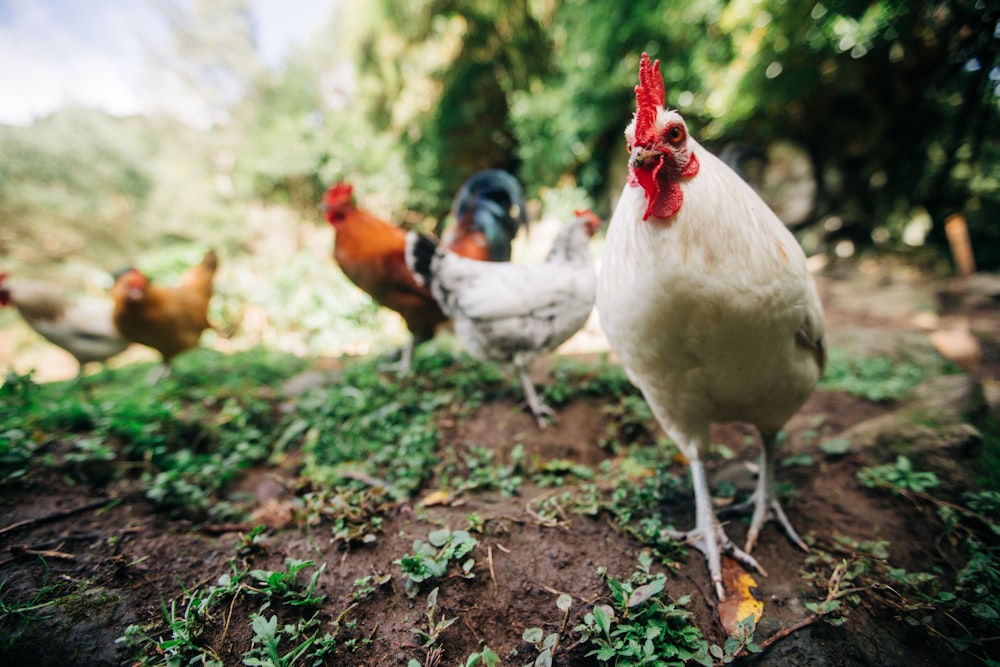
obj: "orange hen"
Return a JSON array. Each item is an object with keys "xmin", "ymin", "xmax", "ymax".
[{"xmin": 112, "ymin": 250, "xmax": 218, "ymax": 378}]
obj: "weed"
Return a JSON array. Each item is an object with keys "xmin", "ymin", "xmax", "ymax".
[
  {"xmin": 350, "ymin": 573, "xmax": 391, "ymax": 602},
  {"xmin": 575, "ymin": 553, "xmax": 713, "ymax": 666},
  {"xmin": 0, "ymin": 349, "xmax": 308, "ymax": 519},
  {"xmin": 819, "ymin": 350, "xmax": 933, "ymax": 402},
  {"xmin": 0, "ymin": 567, "xmax": 60, "ymax": 648},
  {"xmin": 397, "ymin": 528, "xmax": 477, "ymax": 598},
  {"xmin": 118, "ymin": 556, "xmax": 358, "ymax": 666},
  {"xmin": 409, "ymin": 587, "xmax": 457, "ymax": 667},
  {"xmin": 532, "ymin": 458, "xmax": 594, "ymax": 487},
  {"xmin": 243, "ymin": 611, "xmax": 340, "ymax": 667},
  {"xmin": 246, "ymin": 559, "xmax": 327, "ymax": 609},
  {"xmin": 520, "ymin": 593, "xmax": 572, "ymax": 667},
  {"xmin": 462, "ymin": 644, "xmax": 501, "ymax": 666},
  {"xmin": 857, "ymin": 455, "xmax": 940, "ymax": 493},
  {"xmin": 299, "ymin": 486, "xmax": 393, "ymax": 546},
  {"xmin": 440, "ymin": 444, "xmax": 524, "ymax": 497}
]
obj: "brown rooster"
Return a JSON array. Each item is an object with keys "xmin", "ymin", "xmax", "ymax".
[
  {"xmin": 320, "ymin": 171, "xmax": 527, "ymax": 372},
  {"xmin": 111, "ymin": 250, "xmax": 218, "ymax": 380}
]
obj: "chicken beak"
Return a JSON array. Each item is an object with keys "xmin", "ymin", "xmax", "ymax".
[{"xmin": 630, "ymin": 146, "xmax": 660, "ymax": 169}]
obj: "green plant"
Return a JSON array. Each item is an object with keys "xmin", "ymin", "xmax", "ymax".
[
  {"xmin": 408, "ymin": 587, "xmax": 457, "ymax": 667},
  {"xmin": 246, "ymin": 559, "xmax": 327, "ymax": 609},
  {"xmin": 857, "ymin": 455, "xmax": 940, "ymax": 493},
  {"xmin": 462, "ymin": 644, "xmax": 501, "ymax": 666},
  {"xmin": 398, "ymin": 529, "xmax": 477, "ymax": 598},
  {"xmin": 441, "ymin": 444, "xmax": 524, "ymax": 497},
  {"xmin": 242, "ymin": 611, "xmax": 340, "ymax": 667},
  {"xmin": 0, "ymin": 565, "xmax": 61, "ymax": 648},
  {"xmin": 819, "ymin": 351, "xmax": 929, "ymax": 402},
  {"xmin": 520, "ymin": 593, "xmax": 572, "ymax": 667},
  {"xmin": 575, "ymin": 553, "xmax": 713, "ymax": 666}
]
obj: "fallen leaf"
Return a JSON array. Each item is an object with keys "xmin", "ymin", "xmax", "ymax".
[
  {"xmin": 419, "ymin": 490, "xmax": 452, "ymax": 507},
  {"xmin": 717, "ymin": 556, "xmax": 764, "ymax": 636}
]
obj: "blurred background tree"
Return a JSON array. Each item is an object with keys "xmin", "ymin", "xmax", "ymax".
[{"xmin": 1, "ymin": 0, "xmax": 997, "ymax": 274}]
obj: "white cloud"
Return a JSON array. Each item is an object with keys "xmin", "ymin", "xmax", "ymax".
[
  {"xmin": 0, "ymin": 0, "xmax": 155, "ymax": 125},
  {"xmin": 0, "ymin": 0, "xmax": 339, "ymax": 127}
]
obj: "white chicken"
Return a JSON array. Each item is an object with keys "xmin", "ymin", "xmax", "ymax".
[
  {"xmin": 406, "ymin": 210, "xmax": 601, "ymax": 427},
  {"xmin": 595, "ymin": 53, "xmax": 826, "ymax": 600},
  {"xmin": 1, "ymin": 275, "xmax": 130, "ymax": 379}
]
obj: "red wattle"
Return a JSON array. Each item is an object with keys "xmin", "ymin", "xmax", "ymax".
[{"xmin": 633, "ymin": 158, "xmax": 684, "ymax": 222}]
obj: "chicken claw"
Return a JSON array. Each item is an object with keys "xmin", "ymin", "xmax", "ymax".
[
  {"xmin": 661, "ymin": 523, "xmax": 767, "ymax": 602},
  {"xmin": 661, "ymin": 458, "xmax": 767, "ymax": 601},
  {"xmin": 518, "ymin": 368, "xmax": 557, "ymax": 429},
  {"xmin": 720, "ymin": 432, "xmax": 809, "ymax": 553}
]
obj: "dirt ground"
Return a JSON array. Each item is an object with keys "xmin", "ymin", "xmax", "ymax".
[{"xmin": 1, "ymin": 265, "xmax": 999, "ymax": 666}]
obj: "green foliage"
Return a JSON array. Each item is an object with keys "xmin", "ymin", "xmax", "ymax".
[
  {"xmin": 2, "ymin": 0, "xmax": 998, "ymax": 279},
  {"xmin": 118, "ymin": 556, "xmax": 361, "ymax": 666},
  {"xmin": 397, "ymin": 528, "xmax": 477, "ymax": 598},
  {"xmin": 247, "ymin": 559, "xmax": 327, "ymax": 610},
  {"xmin": 0, "ymin": 349, "xmax": 309, "ymax": 518},
  {"xmin": 520, "ymin": 593, "xmax": 573, "ymax": 667},
  {"xmin": 293, "ymin": 347, "xmax": 516, "ymax": 501},
  {"xmin": 800, "ymin": 492, "xmax": 1000, "ymax": 661},
  {"xmin": 857, "ymin": 455, "xmax": 941, "ymax": 494},
  {"xmin": 575, "ymin": 553, "xmax": 716, "ymax": 666},
  {"xmin": 819, "ymin": 349, "xmax": 930, "ymax": 402},
  {"xmin": 408, "ymin": 587, "xmax": 458, "ymax": 667}
]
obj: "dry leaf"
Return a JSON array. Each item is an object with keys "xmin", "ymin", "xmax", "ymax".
[
  {"xmin": 717, "ymin": 556, "xmax": 764, "ymax": 636},
  {"xmin": 419, "ymin": 490, "xmax": 452, "ymax": 507}
]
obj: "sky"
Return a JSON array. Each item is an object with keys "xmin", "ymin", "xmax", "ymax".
[{"xmin": 0, "ymin": 0, "xmax": 336, "ymax": 126}]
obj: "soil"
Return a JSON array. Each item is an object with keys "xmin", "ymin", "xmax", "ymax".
[{"xmin": 1, "ymin": 266, "xmax": 999, "ymax": 666}]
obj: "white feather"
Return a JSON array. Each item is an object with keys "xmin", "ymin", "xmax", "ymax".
[{"xmin": 596, "ymin": 137, "xmax": 825, "ymax": 449}]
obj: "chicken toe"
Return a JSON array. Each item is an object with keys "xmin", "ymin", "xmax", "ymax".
[
  {"xmin": 723, "ymin": 432, "xmax": 809, "ymax": 553},
  {"xmin": 662, "ymin": 458, "xmax": 768, "ymax": 600},
  {"xmin": 517, "ymin": 368, "xmax": 556, "ymax": 429}
]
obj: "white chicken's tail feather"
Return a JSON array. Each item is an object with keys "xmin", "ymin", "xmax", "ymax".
[{"xmin": 404, "ymin": 231, "xmax": 441, "ymax": 288}]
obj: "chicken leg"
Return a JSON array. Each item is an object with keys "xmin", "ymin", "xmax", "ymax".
[
  {"xmin": 662, "ymin": 448, "xmax": 767, "ymax": 601},
  {"xmin": 725, "ymin": 431, "xmax": 809, "ymax": 554},
  {"xmin": 516, "ymin": 365, "xmax": 556, "ymax": 429}
]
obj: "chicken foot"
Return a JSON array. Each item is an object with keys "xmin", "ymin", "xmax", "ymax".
[
  {"xmin": 661, "ymin": 458, "xmax": 767, "ymax": 601},
  {"xmin": 721, "ymin": 431, "xmax": 809, "ymax": 554},
  {"xmin": 517, "ymin": 367, "xmax": 556, "ymax": 429}
]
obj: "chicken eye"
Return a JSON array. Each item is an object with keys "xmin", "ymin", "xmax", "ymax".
[{"xmin": 666, "ymin": 126, "xmax": 685, "ymax": 146}]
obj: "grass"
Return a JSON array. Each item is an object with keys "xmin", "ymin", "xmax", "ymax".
[{"xmin": 3, "ymin": 344, "xmax": 999, "ymax": 664}]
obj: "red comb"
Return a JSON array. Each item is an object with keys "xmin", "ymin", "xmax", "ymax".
[
  {"xmin": 634, "ymin": 53, "xmax": 665, "ymax": 146},
  {"xmin": 324, "ymin": 182, "xmax": 354, "ymax": 205}
]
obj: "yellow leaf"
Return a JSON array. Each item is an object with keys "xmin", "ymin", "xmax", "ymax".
[
  {"xmin": 419, "ymin": 490, "xmax": 452, "ymax": 507},
  {"xmin": 717, "ymin": 556, "xmax": 764, "ymax": 636}
]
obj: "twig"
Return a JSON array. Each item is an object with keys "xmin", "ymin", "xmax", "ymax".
[
  {"xmin": 487, "ymin": 545, "xmax": 498, "ymax": 594},
  {"xmin": 756, "ymin": 613, "xmax": 820, "ymax": 652},
  {"xmin": 0, "ymin": 497, "xmax": 129, "ymax": 537},
  {"xmin": 8, "ymin": 544, "xmax": 77, "ymax": 561},
  {"xmin": 754, "ymin": 563, "xmax": 871, "ymax": 655},
  {"xmin": 462, "ymin": 615, "xmax": 482, "ymax": 644},
  {"xmin": 218, "ymin": 589, "xmax": 241, "ymax": 647}
]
